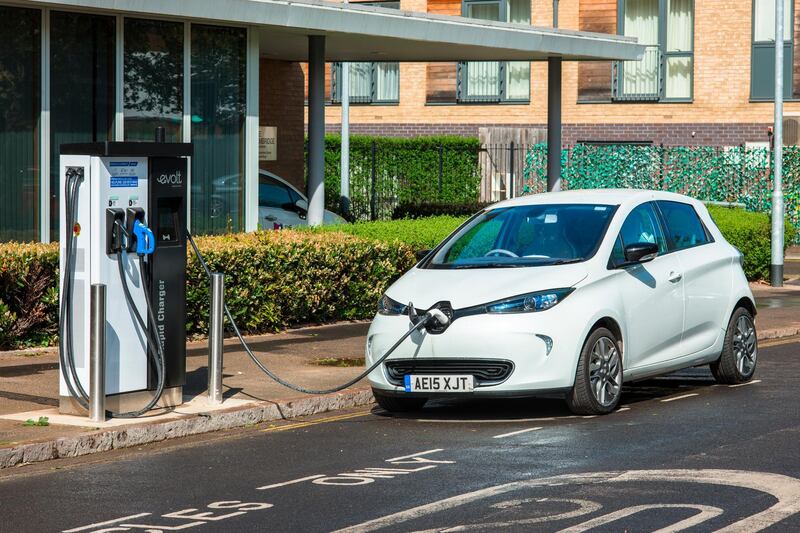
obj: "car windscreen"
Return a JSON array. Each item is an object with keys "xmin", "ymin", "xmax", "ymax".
[{"xmin": 424, "ymin": 203, "xmax": 617, "ymax": 269}]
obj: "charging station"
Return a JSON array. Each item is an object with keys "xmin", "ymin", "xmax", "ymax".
[{"xmin": 59, "ymin": 141, "xmax": 192, "ymax": 416}]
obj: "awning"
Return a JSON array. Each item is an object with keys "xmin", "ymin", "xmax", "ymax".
[{"xmin": 30, "ymin": 0, "xmax": 644, "ymax": 62}]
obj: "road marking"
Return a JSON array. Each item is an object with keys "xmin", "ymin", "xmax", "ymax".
[
  {"xmin": 729, "ymin": 379, "xmax": 762, "ymax": 388},
  {"xmin": 559, "ymin": 504, "xmax": 723, "ymax": 533},
  {"xmin": 661, "ymin": 393, "xmax": 699, "ymax": 403},
  {"xmin": 616, "ymin": 407, "xmax": 631, "ymax": 412},
  {"xmin": 63, "ymin": 513, "xmax": 151, "ymax": 532},
  {"xmin": 256, "ymin": 474, "xmax": 325, "ymax": 490},
  {"xmin": 332, "ymin": 469, "xmax": 800, "ymax": 533},
  {"xmin": 385, "ymin": 449, "xmax": 446, "ymax": 463},
  {"xmin": 493, "ymin": 427, "xmax": 543, "ymax": 439},
  {"xmin": 261, "ymin": 410, "xmax": 371, "ymax": 433}
]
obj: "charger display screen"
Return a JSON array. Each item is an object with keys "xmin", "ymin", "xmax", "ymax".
[{"xmin": 157, "ymin": 198, "xmax": 181, "ymax": 245}]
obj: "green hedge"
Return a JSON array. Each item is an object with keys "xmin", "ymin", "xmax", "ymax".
[
  {"xmin": 312, "ymin": 134, "xmax": 481, "ymax": 220},
  {"xmin": 309, "ymin": 216, "xmax": 465, "ymax": 251},
  {"xmin": 0, "ymin": 231, "xmax": 415, "ymax": 350},
  {"xmin": 707, "ymin": 206, "xmax": 796, "ymax": 281}
]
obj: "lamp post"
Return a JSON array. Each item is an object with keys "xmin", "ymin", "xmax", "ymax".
[
  {"xmin": 772, "ymin": 0, "xmax": 786, "ymax": 287},
  {"xmin": 340, "ymin": 0, "xmax": 351, "ymax": 219}
]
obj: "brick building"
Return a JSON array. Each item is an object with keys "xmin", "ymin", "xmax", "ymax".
[{"xmin": 313, "ymin": 0, "xmax": 795, "ymax": 147}]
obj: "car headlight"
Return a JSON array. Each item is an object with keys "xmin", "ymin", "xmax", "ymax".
[
  {"xmin": 377, "ymin": 294, "xmax": 408, "ymax": 316},
  {"xmin": 485, "ymin": 288, "xmax": 574, "ymax": 314}
]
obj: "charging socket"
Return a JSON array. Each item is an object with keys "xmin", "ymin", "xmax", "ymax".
[
  {"xmin": 106, "ymin": 208, "xmax": 126, "ymax": 254},
  {"xmin": 125, "ymin": 208, "xmax": 146, "ymax": 253}
]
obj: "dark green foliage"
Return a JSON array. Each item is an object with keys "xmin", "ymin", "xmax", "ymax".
[
  {"xmin": 391, "ymin": 201, "xmax": 490, "ymax": 220},
  {"xmin": 310, "ymin": 135, "xmax": 482, "ymax": 220}
]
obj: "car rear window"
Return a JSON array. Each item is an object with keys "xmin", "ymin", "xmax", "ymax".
[{"xmin": 657, "ymin": 201, "xmax": 712, "ymax": 251}]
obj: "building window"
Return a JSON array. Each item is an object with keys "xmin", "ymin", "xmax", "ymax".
[
  {"xmin": 124, "ymin": 18, "xmax": 184, "ymax": 142},
  {"xmin": 332, "ymin": 62, "xmax": 400, "ymax": 104},
  {"xmin": 190, "ymin": 24, "xmax": 247, "ymax": 235},
  {"xmin": 751, "ymin": 0, "xmax": 793, "ymax": 100},
  {"xmin": 332, "ymin": 1, "xmax": 400, "ymax": 104},
  {"xmin": 0, "ymin": 6, "xmax": 40, "ymax": 243},
  {"xmin": 50, "ymin": 11, "xmax": 116, "ymax": 241},
  {"xmin": 613, "ymin": 0, "xmax": 694, "ymax": 102},
  {"xmin": 458, "ymin": 0, "xmax": 530, "ymax": 103}
]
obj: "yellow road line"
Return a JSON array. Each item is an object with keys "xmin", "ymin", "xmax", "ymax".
[{"xmin": 261, "ymin": 409, "xmax": 372, "ymax": 433}]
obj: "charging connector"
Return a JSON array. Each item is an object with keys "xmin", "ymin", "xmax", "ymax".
[
  {"xmin": 106, "ymin": 208, "xmax": 126, "ymax": 254},
  {"xmin": 125, "ymin": 208, "xmax": 145, "ymax": 253}
]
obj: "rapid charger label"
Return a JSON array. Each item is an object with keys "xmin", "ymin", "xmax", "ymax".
[{"xmin": 109, "ymin": 161, "xmax": 140, "ymax": 188}]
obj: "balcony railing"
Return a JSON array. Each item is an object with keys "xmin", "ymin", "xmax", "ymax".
[{"xmin": 613, "ymin": 45, "xmax": 662, "ymax": 102}]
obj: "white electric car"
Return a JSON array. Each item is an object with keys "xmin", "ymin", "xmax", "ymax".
[{"xmin": 367, "ymin": 190, "xmax": 757, "ymax": 415}]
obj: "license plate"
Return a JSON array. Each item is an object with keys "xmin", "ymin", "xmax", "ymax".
[{"xmin": 404, "ymin": 374, "xmax": 474, "ymax": 393}]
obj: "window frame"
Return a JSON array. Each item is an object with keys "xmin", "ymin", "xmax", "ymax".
[
  {"xmin": 654, "ymin": 200, "xmax": 715, "ymax": 253},
  {"xmin": 457, "ymin": 0, "xmax": 530, "ymax": 104},
  {"xmin": 613, "ymin": 0, "xmax": 695, "ymax": 104},
  {"xmin": 750, "ymin": 0, "xmax": 795, "ymax": 102},
  {"xmin": 607, "ymin": 201, "xmax": 670, "ymax": 269},
  {"xmin": 331, "ymin": 61, "xmax": 400, "ymax": 105}
]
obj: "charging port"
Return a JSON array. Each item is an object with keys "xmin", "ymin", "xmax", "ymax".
[
  {"xmin": 126, "ymin": 208, "xmax": 145, "ymax": 253},
  {"xmin": 106, "ymin": 208, "xmax": 126, "ymax": 254}
]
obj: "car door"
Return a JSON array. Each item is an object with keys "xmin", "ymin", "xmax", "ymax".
[
  {"xmin": 258, "ymin": 176, "xmax": 304, "ymax": 229},
  {"xmin": 656, "ymin": 200, "xmax": 730, "ymax": 356},
  {"xmin": 611, "ymin": 202, "xmax": 685, "ymax": 369}
]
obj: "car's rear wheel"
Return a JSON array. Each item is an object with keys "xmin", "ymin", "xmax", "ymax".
[
  {"xmin": 372, "ymin": 389, "xmax": 427, "ymax": 412},
  {"xmin": 711, "ymin": 307, "xmax": 757, "ymax": 384},
  {"xmin": 566, "ymin": 327, "xmax": 623, "ymax": 415}
]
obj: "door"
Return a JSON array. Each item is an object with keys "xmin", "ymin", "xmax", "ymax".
[
  {"xmin": 611, "ymin": 202, "xmax": 685, "ymax": 369},
  {"xmin": 258, "ymin": 175, "xmax": 304, "ymax": 229},
  {"xmin": 656, "ymin": 200, "xmax": 730, "ymax": 355}
]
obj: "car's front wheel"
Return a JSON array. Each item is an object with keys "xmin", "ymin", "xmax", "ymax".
[
  {"xmin": 711, "ymin": 307, "xmax": 757, "ymax": 384},
  {"xmin": 566, "ymin": 327, "xmax": 623, "ymax": 415},
  {"xmin": 372, "ymin": 389, "xmax": 427, "ymax": 413}
]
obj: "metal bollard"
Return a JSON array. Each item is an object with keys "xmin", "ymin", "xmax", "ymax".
[
  {"xmin": 89, "ymin": 284, "xmax": 106, "ymax": 422},
  {"xmin": 208, "ymin": 273, "xmax": 225, "ymax": 404}
]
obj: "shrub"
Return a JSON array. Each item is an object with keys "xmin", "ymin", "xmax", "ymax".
[
  {"xmin": 0, "ymin": 231, "xmax": 415, "ymax": 350},
  {"xmin": 707, "ymin": 205, "xmax": 796, "ymax": 281},
  {"xmin": 308, "ymin": 216, "xmax": 465, "ymax": 251},
  {"xmin": 392, "ymin": 201, "xmax": 490, "ymax": 220}
]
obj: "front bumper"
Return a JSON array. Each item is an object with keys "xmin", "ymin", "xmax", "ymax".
[{"xmin": 366, "ymin": 310, "xmax": 583, "ymax": 396}]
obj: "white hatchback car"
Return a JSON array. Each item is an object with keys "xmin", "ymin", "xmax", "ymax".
[{"xmin": 367, "ymin": 190, "xmax": 757, "ymax": 415}]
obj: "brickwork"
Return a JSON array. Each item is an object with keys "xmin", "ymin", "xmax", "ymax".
[
  {"xmin": 305, "ymin": 0, "xmax": 800, "ymax": 146},
  {"xmin": 260, "ymin": 59, "xmax": 305, "ymax": 190},
  {"xmin": 320, "ymin": 122, "xmax": 772, "ymax": 147}
]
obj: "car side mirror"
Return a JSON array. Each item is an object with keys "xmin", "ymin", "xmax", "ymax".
[
  {"xmin": 623, "ymin": 242, "xmax": 659, "ymax": 264},
  {"xmin": 415, "ymin": 249, "xmax": 432, "ymax": 261},
  {"xmin": 294, "ymin": 199, "xmax": 308, "ymax": 214}
]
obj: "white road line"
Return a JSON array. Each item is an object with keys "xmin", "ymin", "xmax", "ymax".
[
  {"xmin": 385, "ymin": 449, "xmax": 444, "ymax": 463},
  {"xmin": 63, "ymin": 513, "xmax": 151, "ymax": 532},
  {"xmin": 616, "ymin": 407, "xmax": 631, "ymax": 412},
  {"xmin": 661, "ymin": 393, "xmax": 699, "ymax": 403},
  {"xmin": 729, "ymin": 379, "xmax": 762, "ymax": 388},
  {"xmin": 256, "ymin": 474, "xmax": 325, "ymax": 490},
  {"xmin": 493, "ymin": 427, "xmax": 543, "ymax": 439}
]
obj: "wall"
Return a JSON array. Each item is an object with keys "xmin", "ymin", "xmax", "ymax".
[
  {"xmin": 260, "ymin": 59, "xmax": 305, "ymax": 190},
  {"xmin": 310, "ymin": 0, "xmax": 797, "ymax": 146}
]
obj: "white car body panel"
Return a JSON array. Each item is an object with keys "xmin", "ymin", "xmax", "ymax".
[{"xmin": 367, "ymin": 189, "xmax": 755, "ymax": 398}]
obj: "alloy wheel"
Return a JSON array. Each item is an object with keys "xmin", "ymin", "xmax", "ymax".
[
  {"xmin": 588, "ymin": 337, "xmax": 622, "ymax": 407},
  {"xmin": 733, "ymin": 315, "xmax": 757, "ymax": 376}
]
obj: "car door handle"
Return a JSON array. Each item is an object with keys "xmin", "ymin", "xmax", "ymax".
[{"xmin": 668, "ymin": 271, "xmax": 683, "ymax": 283}]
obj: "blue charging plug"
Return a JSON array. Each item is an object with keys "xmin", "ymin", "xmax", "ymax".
[{"xmin": 132, "ymin": 219, "xmax": 156, "ymax": 255}]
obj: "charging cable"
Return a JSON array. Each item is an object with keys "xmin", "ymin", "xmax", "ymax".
[{"xmin": 186, "ymin": 230, "xmax": 448, "ymax": 395}]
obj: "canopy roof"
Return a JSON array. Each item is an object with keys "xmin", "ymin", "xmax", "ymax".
[{"xmin": 33, "ymin": 0, "xmax": 644, "ymax": 62}]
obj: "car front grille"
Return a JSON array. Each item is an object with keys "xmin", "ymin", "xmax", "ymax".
[{"xmin": 384, "ymin": 359, "xmax": 514, "ymax": 387}]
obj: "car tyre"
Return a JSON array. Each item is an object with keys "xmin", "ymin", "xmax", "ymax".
[
  {"xmin": 711, "ymin": 307, "xmax": 757, "ymax": 384},
  {"xmin": 372, "ymin": 389, "xmax": 427, "ymax": 412},
  {"xmin": 566, "ymin": 327, "xmax": 623, "ymax": 415}
]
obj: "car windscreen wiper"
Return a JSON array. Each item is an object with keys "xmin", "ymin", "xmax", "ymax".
[{"xmin": 548, "ymin": 258, "xmax": 585, "ymax": 265}]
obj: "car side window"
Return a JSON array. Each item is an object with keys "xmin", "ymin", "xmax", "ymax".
[
  {"xmin": 657, "ymin": 201, "xmax": 710, "ymax": 251},
  {"xmin": 259, "ymin": 177, "xmax": 293, "ymax": 209},
  {"xmin": 618, "ymin": 203, "xmax": 668, "ymax": 254}
]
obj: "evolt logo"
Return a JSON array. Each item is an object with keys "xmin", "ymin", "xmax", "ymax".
[{"xmin": 157, "ymin": 170, "xmax": 182, "ymax": 185}]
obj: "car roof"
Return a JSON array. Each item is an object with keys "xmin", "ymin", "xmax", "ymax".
[{"xmin": 489, "ymin": 189, "xmax": 699, "ymax": 210}]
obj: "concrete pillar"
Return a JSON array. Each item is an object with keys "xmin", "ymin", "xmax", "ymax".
[
  {"xmin": 547, "ymin": 57, "xmax": 562, "ymax": 193},
  {"xmin": 307, "ymin": 35, "xmax": 326, "ymax": 226}
]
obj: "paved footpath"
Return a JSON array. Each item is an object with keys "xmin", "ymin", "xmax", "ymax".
[{"xmin": 0, "ymin": 337, "xmax": 798, "ymax": 532}]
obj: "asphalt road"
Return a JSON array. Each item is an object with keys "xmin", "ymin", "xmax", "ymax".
[{"xmin": 1, "ymin": 338, "xmax": 799, "ymax": 533}]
